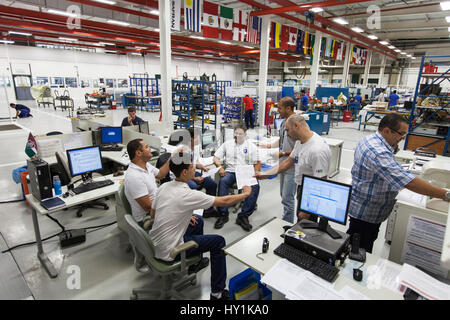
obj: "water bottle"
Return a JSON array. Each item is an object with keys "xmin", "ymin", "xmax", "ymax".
[{"xmin": 53, "ymin": 175, "xmax": 62, "ymax": 196}]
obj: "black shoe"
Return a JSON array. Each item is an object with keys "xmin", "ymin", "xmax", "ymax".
[
  {"xmin": 188, "ymin": 257, "xmax": 209, "ymax": 275},
  {"xmin": 203, "ymin": 207, "xmax": 221, "ymax": 218},
  {"xmin": 236, "ymin": 215, "xmax": 252, "ymax": 232},
  {"xmin": 214, "ymin": 216, "xmax": 229, "ymax": 229},
  {"xmin": 210, "ymin": 289, "xmax": 230, "ymax": 300}
]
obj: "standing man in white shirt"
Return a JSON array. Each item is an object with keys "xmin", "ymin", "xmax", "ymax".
[
  {"xmin": 377, "ymin": 88, "xmax": 387, "ymax": 102},
  {"xmin": 213, "ymin": 126, "xmax": 262, "ymax": 231},
  {"xmin": 124, "ymin": 138, "xmax": 172, "ymax": 227},
  {"xmin": 256, "ymin": 114, "xmax": 331, "ymax": 222},
  {"xmin": 149, "ymin": 150, "xmax": 251, "ymax": 300}
]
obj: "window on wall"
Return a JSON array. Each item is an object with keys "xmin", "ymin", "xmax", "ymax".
[
  {"xmin": 33, "ymin": 77, "xmax": 49, "ymax": 85},
  {"xmin": 106, "ymin": 79, "xmax": 116, "ymax": 88},
  {"xmin": 117, "ymin": 79, "xmax": 128, "ymax": 88},
  {"xmin": 0, "ymin": 76, "xmax": 11, "ymax": 87},
  {"xmin": 65, "ymin": 77, "xmax": 78, "ymax": 88},
  {"xmin": 93, "ymin": 79, "xmax": 99, "ymax": 88},
  {"xmin": 51, "ymin": 77, "xmax": 64, "ymax": 88},
  {"xmin": 80, "ymin": 78, "xmax": 90, "ymax": 88}
]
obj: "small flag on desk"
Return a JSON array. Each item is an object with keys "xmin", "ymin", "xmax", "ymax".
[{"xmin": 25, "ymin": 132, "xmax": 37, "ymax": 158}]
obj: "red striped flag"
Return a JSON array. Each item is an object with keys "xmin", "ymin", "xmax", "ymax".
[
  {"xmin": 246, "ymin": 15, "xmax": 261, "ymax": 44},
  {"xmin": 233, "ymin": 9, "xmax": 248, "ymax": 42},
  {"xmin": 202, "ymin": 1, "xmax": 219, "ymax": 39},
  {"xmin": 280, "ymin": 25, "xmax": 290, "ymax": 51},
  {"xmin": 288, "ymin": 27, "xmax": 297, "ymax": 51}
]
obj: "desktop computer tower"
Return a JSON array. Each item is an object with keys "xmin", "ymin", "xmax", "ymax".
[
  {"xmin": 27, "ymin": 159, "xmax": 53, "ymax": 201},
  {"xmin": 92, "ymin": 129, "xmax": 101, "ymax": 147}
]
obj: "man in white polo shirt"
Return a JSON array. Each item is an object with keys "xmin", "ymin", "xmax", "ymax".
[
  {"xmin": 256, "ymin": 114, "xmax": 331, "ymax": 222},
  {"xmin": 124, "ymin": 138, "xmax": 171, "ymax": 227},
  {"xmin": 213, "ymin": 125, "xmax": 262, "ymax": 231},
  {"xmin": 150, "ymin": 150, "xmax": 251, "ymax": 300}
]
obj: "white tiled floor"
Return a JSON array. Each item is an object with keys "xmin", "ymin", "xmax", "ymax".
[{"xmin": 0, "ymin": 103, "xmax": 392, "ymax": 300}]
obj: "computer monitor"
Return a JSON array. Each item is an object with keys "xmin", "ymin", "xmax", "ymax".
[
  {"xmin": 202, "ymin": 131, "xmax": 215, "ymax": 149},
  {"xmin": 139, "ymin": 121, "xmax": 150, "ymax": 135},
  {"xmin": 299, "ymin": 175, "xmax": 352, "ymax": 239},
  {"xmin": 100, "ymin": 127, "xmax": 122, "ymax": 144},
  {"xmin": 66, "ymin": 146, "xmax": 103, "ymax": 182},
  {"xmin": 274, "ymin": 118, "xmax": 284, "ymax": 130}
]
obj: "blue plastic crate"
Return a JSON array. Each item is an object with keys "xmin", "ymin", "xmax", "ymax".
[{"xmin": 229, "ymin": 268, "xmax": 272, "ymax": 300}]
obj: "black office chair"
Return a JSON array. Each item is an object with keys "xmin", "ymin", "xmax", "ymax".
[
  {"xmin": 46, "ymin": 131, "xmax": 64, "ymax": 136},
  {"xmin": 54, "ymin": 151, "xmax": 109, "ymax": 218}
]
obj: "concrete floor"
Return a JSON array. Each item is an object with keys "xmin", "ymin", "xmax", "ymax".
[{"xmin": 0, "ymin": 103, "xmax": 394, "ymax": 300}]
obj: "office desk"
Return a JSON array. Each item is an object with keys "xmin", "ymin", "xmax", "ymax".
[
  {"xmin": 26, "ymin": 174, "xmax": 122, "ymax": 278},
  {"xmin": 358, "ymin": 109, "xmax": 410, "ymax": 131},
  {"xmin": 224, "ymin": 217, "xmax": 403, "ymax": 300}
]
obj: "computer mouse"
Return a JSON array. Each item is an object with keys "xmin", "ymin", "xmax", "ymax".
[
  {"xmin": 353, "ymin": 268, "xmax": 363, "ymax": 282},
  {"xmin": 282, "ymin": 225, "xmax": 292, "ymax": 232}
]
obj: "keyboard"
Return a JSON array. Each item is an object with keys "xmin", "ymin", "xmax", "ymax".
[
  {"xmin": 73, "ymin": 179, "xmax": 115, "ymax": 195},
  {"xmin": 100, "ymin": 145, "xmax": 123, "ymax": 152},
  {"xmin": 274, "ymin": 243, "xmax": 339, "ymax": 283}
]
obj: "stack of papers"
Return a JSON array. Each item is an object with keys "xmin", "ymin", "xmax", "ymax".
[{"xmin": 235, "ymin": 165, "xmax": 258, "ymax": 190}]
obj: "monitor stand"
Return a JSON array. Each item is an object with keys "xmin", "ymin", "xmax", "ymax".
[
  {"xmin": 80, "ymin": 173, "xmax": 93, "ymax": 184},
  {"xmin": 300, "ymin": 218, "xmax": 342, "ymax": 239}
]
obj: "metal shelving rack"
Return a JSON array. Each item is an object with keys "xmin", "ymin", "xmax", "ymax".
[
  {"xmin": 217, "ymin": 80, "xmax": 232, "ymax": 101},
  {"xmin": 129, "ymin": 75, "xmax": 160, "ymax": 112},
  {"xmin": 172, "ymin": 80, "xmax": 217, "ymax": 131},
  {"xmin": 404, "ymin": 55, "xmax": 450, "ymax": 156}
]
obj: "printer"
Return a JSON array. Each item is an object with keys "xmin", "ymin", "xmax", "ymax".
[{"xmin": 421, "ymin": 160, "xmax": 450, "ymax": 213}]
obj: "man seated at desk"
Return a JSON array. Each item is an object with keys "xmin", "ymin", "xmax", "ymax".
[
  {"xmin": 149, "ymin": 150, "xmax": 252, "ymax": 300},
  {"xmin": 123, "ymin": 138, "xmax": 172, "ymax": 228},
  {"xmin": 213, "ymin": 125, "xmax": 261, "ymax": 231},
  {"xmin": 121, "ymin": 106, "xmax": 144, "ymax": 127}
]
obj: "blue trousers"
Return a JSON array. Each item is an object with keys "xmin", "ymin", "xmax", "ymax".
[
  {"xmin": 183, "ymin": 215, "xmax": 227, "ymax": 293},
  {"xmin": 217, "ymin": 171, "xmax": 259, "ymax": 217},
  {"xmin": 188, "ymin": 171, "xmax": 217, "ymax": 196},
  {"xmin": 279, "ymin": 171, "xmax": 296, "ymax": 223},
  {"xmin": 244, "ymin": 109, "xmax": 254, "ymax": 129}
]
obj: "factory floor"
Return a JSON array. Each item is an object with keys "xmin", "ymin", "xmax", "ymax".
[{"xmin": 0, "ymin": 103, "xmax": 396, "ymax": 300}]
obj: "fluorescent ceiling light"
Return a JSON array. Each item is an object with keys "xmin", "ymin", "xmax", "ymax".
[
  {"xmin": 131, "ymin": 53, "xmax": 141, "ymax": 56},
  {"xmin": 448, "ymin": 26, "xmax": 450, "ymax": 31},
  {"xmin": 279, "ymin": 52, "xmax": 287, "ymax": 55},
  {"xmin": 48, "ymin": 9, "xmax": 78, "ymax": 17},
  {"xmin": 407, "ymin": 54, "xmax": 412, "ymax": 57},
  {"xmin": 400, "ymin": 52, "xmax": 407, "ymax": 55},
  {"xmin": 388, "ymin": 45, "xmax": 395, "ymax": 49},
  {"xmin": 190, "ymin": 35, "xmax": 205, "ymax": 40},
  {"xmin": 104, "ymin": 50, "xmax": 117, "ymax": 53},
  {"xmin": 379, "ymin": 41, "xmax": 389, "ymax": 45},
  {"xmin": 333, "ymin": 18, "xmax": 348, "ymax": 25},
  {"xmin": 394, "ymin": 49, "xmax": 401, "ymax": 52},
  {"xmin": 0, "ymin": 40, "xmax": 14, "ymax": 44},
  {"xmin": 59, "ymin": 37, "xmax": 78, "ymax": 41},
  {"xmin": 8, "ymin": 31, "xmax": 32, "ymax": 36},
  {"xmin": 441, "ymin": 1, "xmax": 450, "ymax": 10},
  {"xmin": 94, "ymin": 0, "xmax": 116, "ymax": 4},
  {"xmin": 367, "ymin": 34, "xmax": 378, "ymax": 40},
  {"xmin": 135, "ymin": 46, "xmax": 147, "ymax": 49},
  {"xmin": 446, "ymin": 16, "xmax": 450, "ymax": 22},
  {"xmin": 351, "ymin": 27, "xmax": 364, "ymax": 33},
  {"xmin": 99, "ymin": 42, "xmax": 115, "ymax": 46},
  {"xmin": 218, "ymin": 41, "xmax": 231, "ymax": 45},
  {"xmin": 107, "ymin": 19, "xmax": 130, "ymax": 26},
  {"xmin": 150, "ymin": 10, "xmax": 159, "ymax": 15},
  {"xmin": 153, "ymin": 28, "xmax": 160, "ymax": 32},
  {"xmin": 411, "ymin": 57, "xmax": 416, "ymax": 60},
  {"xmin": 206, "ymin": 60, "xmax": 214, "ymax": 63},
  {"xmin": 311, "ymin": 7, "xmax": 323, "ymax": 13},
  {"xmin": 243, "ymin": 45, "xmax": 253, "ymax": 49}
]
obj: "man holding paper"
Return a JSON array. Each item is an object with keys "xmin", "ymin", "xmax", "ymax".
[{"xmin": 213, "ymin": 126, "xmax": 262, "ymax": 231}]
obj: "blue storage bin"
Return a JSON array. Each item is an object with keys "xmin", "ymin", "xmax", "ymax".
[
  {"xmin": 229, "ymin": 268, "xmax": 272, "ymax": 300},
  {"xmin": 261, "ymin": 163, "xmax": 277, "ymax": 179}
]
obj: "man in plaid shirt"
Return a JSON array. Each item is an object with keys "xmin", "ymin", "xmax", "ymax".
[{"xmin": 347, "ymin": 114, "xmax": 450, "ymax": 253}]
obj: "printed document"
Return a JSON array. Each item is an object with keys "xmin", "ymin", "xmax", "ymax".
[{"xmin": 235, "ymin": 165, "xmax": 258, "ymax": 190}]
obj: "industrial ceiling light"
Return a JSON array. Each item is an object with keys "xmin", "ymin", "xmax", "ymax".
[
  {"xmin": 351, "ymin": 27, "xmax": 364, "ymax": 33},
  {"xmin": 394, "ymin": 49, "xmax": 401, "ymax": 52},
  {"xmin": 407, "ymin": 54, "xmax": 412, "ymax": 57},
  {"xmin": 332, "ymin": 18, "xmax": 349, "ymax": 25},
  {"xmin": 150, "ymin": 10, "xmax": 159, "ymax": 15},
  {"xmin": 411, "ymin": 57, "xmax": 416, "ymax": 60},
  {"xmin": 243, "ymin": 45, "xmax": 254, "ymax": 49},
  {"xmin": 48, "ymin": 9, "xmax": 78, "ymax": 17},
  {"xmin": 379, "ymin": 41, "xmax": 389, "ymax": 45},
  {"xmin": 94, "ymin": 0, "xmax": 116, "ymax": 4},
  {"xmin": 446, "ymin": 16, "xmax": 450, "ymax": 22},
  {"xmin": 59, "ymin": 37, "xmax": 78, "ymax": 41},
  {"xmin": 104, "ymin": 50, "xmax": 117, "ymax": 53},
  {"xmin": 441, "ymin": 1, "xmax": 450, "ymax": 10},
  {"xmin": 388, "ymin": 45, "xmax": 395, "ymax": 49},
  {"xmin": 107, "ymin": 20, "xmax": 130, "ymax": 26},
  {"xmin": 99, "ymin": 42, "xmax": 115, "ymax": 46},
  {"xmin": 0, "ymin": 40, "xmax": 14, "ymax": 44},
  {"xmin": 190, "ymin": 35, "xmax": 205, "ymax": 40},
  {"xmin": 367, "ymin": 34, "xmax": 378, "ymax": 40},
  {"xmin": 218, "ymin": 41, "xmax": 232, "ymax": 45},
  {"xmin": 311, "ymin": 8, "xmax": 323, "ymax": 13},
  {"xmin": 400, "ymin": 52, "xmax": 407, "ymax": 55},
  {"xmin": 8, "ymin": 31, "xmax": 32, "ymax": 36}
]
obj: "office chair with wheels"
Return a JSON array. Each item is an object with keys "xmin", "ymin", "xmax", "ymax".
[
  {"xmin": 46, "ymin": 131, "xmax": 64, "ymax": 136},
  {"xmin": 125, "ymin": 215, "xmax": 201, "ymax": 300}
]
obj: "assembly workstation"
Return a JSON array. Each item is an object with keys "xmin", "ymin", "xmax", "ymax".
[{"xmin": 1, "ymin": 0, "xmax": 450, "ymax": 304}]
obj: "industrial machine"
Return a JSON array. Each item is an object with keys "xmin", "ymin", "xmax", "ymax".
[
  {"xmin": 421, "ymin": 160, "xmax": 450, "ymax": 213},
  {"xmin": 30, "ymin": 85, "xmax": 55, "ymax": 109}
]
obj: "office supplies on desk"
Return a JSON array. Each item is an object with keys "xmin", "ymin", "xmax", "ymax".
[
  {"xmin": 349, "ymin": 233, "xmax": 366, "ymax": 262},
  {"xmin": 40, "ymin": 197, "xmax": 66, "ymax": 210},
  {"xmin": 73, "ymin": 179, "xmax": 114, "ymax": 195},
  {"xmin": 353, "ymin": 268, "xmax": 363, "ymax": 281}
]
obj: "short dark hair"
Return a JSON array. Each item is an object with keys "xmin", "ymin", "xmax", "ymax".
[
  {"xmin": 279, "ymin": 97, "xmax": 295, "ymax": 110},
  {"xmin": 10, "ymin": 103, "xmax": 15, "ymax": 107},
  {"xmin": 127, "ymin": 138, "xmax": 143, "ymax": 161},
  {"xmin": 301, "ymin": 90, "xmax": 306, "ymax": 94},
  {"xmin": 378, "ymin": 114, "xmax": 408, "ymax": 132},
  {"xmin": 127, "ymin": 106, "xmax": 136, "ymax": 113},
  {"xmin": 169, "ymin": 152, "xmax": 192, "ymax": 177},
  {"xmin": 393, "ymin": 90, "xmax": 397, "ymax": 94}
]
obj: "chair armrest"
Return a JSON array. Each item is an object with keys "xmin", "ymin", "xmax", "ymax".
[{"xmin": 169, "ymin": 240, "xmax": 198, "ymax": 260}]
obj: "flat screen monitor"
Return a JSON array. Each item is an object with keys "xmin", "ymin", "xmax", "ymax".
[
  {"xmin": 299, "ymin": 175, "xmax": 352, "ymax": 238},
  {"xmin": 139, "ymin": 121, "xmax": 150, "ymax": 135},
  {"xmin": 275, "ymin": 118, "xmax": 284, "ymax": 130},
  {"xmin": 66, "ymin": 146, "xmax": 103, "ymax": 178},
  {"xmin": 101, "ymin": 127, "xmax": 122, "ymax": 144}
]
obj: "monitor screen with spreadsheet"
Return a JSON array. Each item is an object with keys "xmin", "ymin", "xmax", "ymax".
[
  {"xmin": 299, "ymin": 175, "xmax": 352, "ymax": 225},
  {"xmin": 66, "ymin": 146, "xmax": 103, "ymax": 177}
]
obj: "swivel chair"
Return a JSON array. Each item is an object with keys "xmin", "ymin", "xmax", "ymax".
[{"xmin": 125, "ymin": 215, "xmax": 201, "ymax": 300}]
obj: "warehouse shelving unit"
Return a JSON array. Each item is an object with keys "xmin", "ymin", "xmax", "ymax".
[
  {"xmin": 404, "ymin": 55, "xmax": 450, "ymax": 156},
  {"xmin": 172, "ymin": 79, "xmax": 217, "ymax": 131},
  {"xmin": 217, "ymin": 80, "xmax": 232, "ymax": 101},
  {"xmin": 128, "ymin": 74, "xmax": 160, "ymax": 112}
]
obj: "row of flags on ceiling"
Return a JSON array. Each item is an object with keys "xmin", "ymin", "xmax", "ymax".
[{"xmin": 177, "ymin": 0, "xmax": 368, "ymax": 65}]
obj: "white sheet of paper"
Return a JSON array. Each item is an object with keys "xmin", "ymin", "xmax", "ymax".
[
  {"xmin": 235, "ymin": 165, "xmax": 258, "ymax": 190},
  {"xmin": 201, "ymin": 166, "xmax": 220, "ymax": 178},
  {"xmin": 338, "ymin": 286, "xmax": 370, "ymax": 300},
  {"xmin": 193, "ymin": 209, "xmax": 204, "ymax": 216},
  {"xmin": 287, "ymin": 273, "xmax": 343, "ymax": 300},
  {"xmin": 396, "ymin": 189, "xmax": 426, "ymax": 208},
  {"xmin": 372, "ymin": 258, "xmax": 403, "ymax": 293},
  {"xmin": 261, "ymin": 259, "xmax": 306, "ymax": 295}
]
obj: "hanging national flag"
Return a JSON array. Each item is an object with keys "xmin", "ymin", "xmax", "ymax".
[
  {"xmin": 333, "ymin": 40, "xmax": 339, "ymax": 59},
  {"xmin": 233, "ymin": 10, "xmax": 248, "ymax": 42},
  {"xmin": 270, "ymin": 22, "xmax": 281, "ymax": 48},
  {"xmin": 296, "ymin": 29, "xmax": 304, "ymax": 53},
  {"xmin": 25, "ymin": 132, "xmax": 37, "ymax": 159},
  {"xmin": 341, "ymin": 43, "xmax": 346, "ymax": 61},
  {"xmin": 219, "ymin": 5, "xmax": 233, "ymax": 40},
  {"xmin": 170, "ymin": 0, "xmax": 181, "ymax": 31},
  {"xmin": 288, "ymin": 27, "xmax": 297, "ymax": 51},
  {"xmin": 202, "ymin": 1, "xmax": 219, "ymax": 38},
  {"xmin": 184, "ymin": 0, "xmax": 202, "ymax": 32},
  {"xmin": 309, "ymin": 34, "xmax": 315, "ymax": 65},
  {"xmin": 280, "ymin": 25, "xmax": 290, "ymax": 51},
  {"xmin": 246, "ymin": 15, "xmax": 261, "ymax": 44},
  {"xmin": 303, "ymin": 31, "xmax": 308, "ymax": 54},
  {"xmin": 321, "ymin": 38, "xmax": 326, "ymax": 57},
  {"xmin": 336, "ymin": 41, "xmax": 343, "ymax": 60},
  {"xmin": 325, "ymin": 38, "xmax": 332, "ymax": 57}
]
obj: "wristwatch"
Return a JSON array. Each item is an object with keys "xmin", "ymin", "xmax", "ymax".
[{"xmin": 445, "ymin": 191, "xmax": 450, "ymax": 202}]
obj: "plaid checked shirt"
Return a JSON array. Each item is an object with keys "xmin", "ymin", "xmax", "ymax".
[{"xmin": 349, "ymin": 132, "xmax": 416, "ymax": 224}]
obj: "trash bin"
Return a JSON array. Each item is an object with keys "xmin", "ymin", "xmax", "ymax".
[
  {"xmin": 343, "ymin": 110, "xmax": 351, "ymax": 122},
  {"xmin": 12, "ymin": 165, "xmax": 28, "ymax": 200},
  {"xmin": 229, "ymin": 268, "xmax": 272, "ymax": 300}
]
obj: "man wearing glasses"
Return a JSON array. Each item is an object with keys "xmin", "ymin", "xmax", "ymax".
[{"xmin": 348, "ymin": 114, "xmax": 450, "ymax": 253}]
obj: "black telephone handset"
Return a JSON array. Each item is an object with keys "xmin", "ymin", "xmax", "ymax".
[
  {"xmin": 349, "ymin": 233, "xmax": 366, "ymax": 262},
  {"xmin": 262, "ymin": 238, "xmax": 269, "ymax": 253}
]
